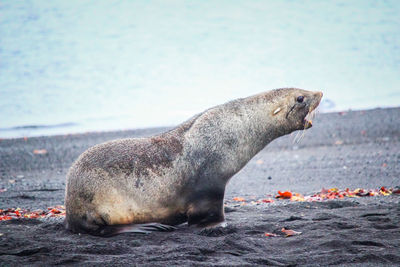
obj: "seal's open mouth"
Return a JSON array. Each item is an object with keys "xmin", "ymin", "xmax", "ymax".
[
  {"xmin": 303, "ymin": 91, "xmax": 322, "ymax": 129},
  {"xmin": 303, "ymin": 112, "xmax": 313, "ymax": 129},
  {"xmin": 303, "ymin": 107, "xmax": 318, "ymax": 129}
]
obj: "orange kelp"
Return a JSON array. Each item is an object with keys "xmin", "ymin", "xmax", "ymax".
[
  {"xmin": 0, "ymin": 205, "xmax": 65, "ymax": 221},
  {"xmin": 231, "ymin": 186, "xmax": 399, "ymax": 204}
]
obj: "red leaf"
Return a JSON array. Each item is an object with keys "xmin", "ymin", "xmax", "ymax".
[
  {"xmin": 264, "ymin": 232, "xmax": 277, "ymax": 237},
  {"xmin": 33, "ymin": 149, "xmax": 47, "ymax": 155},
  {"xmin": 281, "ymin": 228, "xmax": 302, "ymax": 237},
  {"xmin": 261, "ymin": 198, "xmax": 274, "ymax": 203},
  {"xmin": 277, "ymin": 191, "xmax": 292, "ymax": 199}
]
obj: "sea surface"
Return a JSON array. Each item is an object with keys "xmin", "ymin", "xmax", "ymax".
[{"xmin": 1, "ymin": 0, "xmax": 399, "ymax": 138}]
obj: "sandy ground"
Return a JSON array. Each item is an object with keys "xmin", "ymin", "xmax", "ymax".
[{"xmin": 0, "ymin": 108, "xmax": 399, "ymax": 266}]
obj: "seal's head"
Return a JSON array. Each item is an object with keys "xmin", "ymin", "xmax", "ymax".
[{"xmin": 270, "ymin": 88, "xmax": 323, "ymax": 131}]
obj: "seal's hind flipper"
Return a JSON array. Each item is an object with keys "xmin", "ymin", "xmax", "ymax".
[
  {"xmin": 98, "ymin": 223, "xmax": 177, "ymax": 237},
  {"xmin": 137, "ymin": 222, "xmax": 177, "ymax": 232}
]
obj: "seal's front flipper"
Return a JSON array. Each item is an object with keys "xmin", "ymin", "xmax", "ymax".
[
  {"xmin": 198, "ymin": 222, "xmax": 235, "ymax": 237},
  {"xmin": 187, "ymin": 190, "xmax": 226, "ymax": 229},
  {"xmin": 98, "ymin": 223, "xmax": 177, "ymax": 237}
]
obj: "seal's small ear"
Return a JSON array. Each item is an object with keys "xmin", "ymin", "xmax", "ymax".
[{"xmin": 273, "ymin": 107, "xmax": 281, "ymax": 115}]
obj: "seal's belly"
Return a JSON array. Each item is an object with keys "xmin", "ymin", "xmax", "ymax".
[{"xmin": 92, "ymin": 187, "xmax": 178, "ymax": 225}]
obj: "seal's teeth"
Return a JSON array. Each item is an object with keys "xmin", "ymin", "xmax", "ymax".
[
  {"xmin": 304, "ymin": 119, "xmax": 312, "ymax": 129},
  {"xmin": 305, "ymin": 113, "xmax": 310, "ymax": 122},
  {"xmin": 305, "ymin": 110, "xmax": 315, "ymax": 122}
]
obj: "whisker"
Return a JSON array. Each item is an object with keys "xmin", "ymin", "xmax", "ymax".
[
  {"xmin": 293, "ymin": 129, "xmax": 302, "ymax": 144},
  {"xmin": 292, "ymin": 131, "xmax": 299, "ymax": 144},
  {"xmin": 290, "ymin": 131, "xmax": 297, "ymax": 143},
  {"xmin": 299, "ymin": 128, "xmax": 306, "ymax": 142},
  {"xmin": 292, "ymin": 107, "xmax": 320, "ymax": 144}
]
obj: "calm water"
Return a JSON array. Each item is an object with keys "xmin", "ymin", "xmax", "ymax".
[{"xmin": 1, "ymin": 0, "xmax": 399, "ymax": 138}]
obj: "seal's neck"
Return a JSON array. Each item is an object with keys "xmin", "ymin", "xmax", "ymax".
[
  {"xmin": 176, "ymin": 97, "xmax": 288, "ymax": 182},
  {"xmin": 223, "ymin": 98, "xmax": 285, "ymax": 169}
]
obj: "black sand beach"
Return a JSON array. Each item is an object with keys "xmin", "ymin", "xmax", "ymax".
[{"xmin": 1, "ymin": 108, "xmax": 399, "ymax": 266}]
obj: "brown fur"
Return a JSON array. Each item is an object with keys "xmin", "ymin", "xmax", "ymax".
[{"xmin": 64, "ymin": 88, "xmax": 322, "ymax": 236}]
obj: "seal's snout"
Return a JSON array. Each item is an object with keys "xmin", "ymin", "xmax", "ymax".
[
  {"xmin": 316, "ymin": 91, "xmax": 323, "ymax": 104},
  {"xmin": 313, "ymin": 91, "xmax": 323, "ymax": 105},
  {"xmin": 310, "ymin": 91, "xmax": 323, "ymax": 111}
]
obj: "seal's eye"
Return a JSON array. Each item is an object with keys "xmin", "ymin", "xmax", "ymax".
[{"xmin": 297, "ymin": 96, "xmax": 304, "ymax": 103}]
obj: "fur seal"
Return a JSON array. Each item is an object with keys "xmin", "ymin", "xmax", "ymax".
[{"xmin": 64, "ymin": 88, "xmax": 322, "ymax": 236}]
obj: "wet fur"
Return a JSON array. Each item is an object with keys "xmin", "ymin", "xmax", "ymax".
[{"xmin": 64, "ymin": 88, "xmax": 322, "ymax": 236}]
